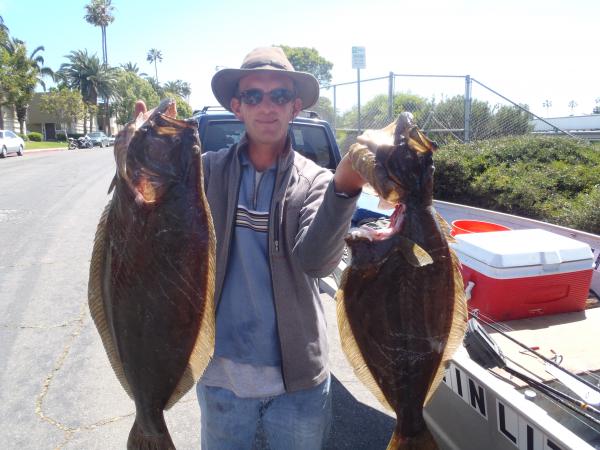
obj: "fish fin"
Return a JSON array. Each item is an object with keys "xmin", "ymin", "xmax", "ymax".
[
  {"xmin": 406, "ymin": 126, "xmax": 439, "ymax": 154},
  {"xmin": 434, "ymin": 209, "xmax": 456, "ymax": 243},
  {"xmin": 127, "ymin": 417, "xmax": 175, "ymax": 450},
  {"xmin": 165, "ymin": 163, "xmax": 217, "ymax": 410},
  {"xmin": 87, "ymin": 200, "xmax": 134, "ymax": 400},
  {"xmin": 394, "ymin": 236, "xmax": 434, "ymax": 267},
  {"xmin": 424, "ymin": 249, "xmax": 468, "ymax": 405},
  {"xmin": 336, "ymin": 271, "xmax": 393, "ymax": 412},
  {"xmin": 107, "ymin": 174, "xmax": 117, "ymax": 194}
]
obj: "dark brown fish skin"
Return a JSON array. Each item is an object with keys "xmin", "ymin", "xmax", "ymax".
[
  {"xmin": 93, "ymin": 101, "xmax": 215, "ymax": 449},
  {"xmin": 337, "ymin": 114, "xmax": 466, "ymax": 450}
]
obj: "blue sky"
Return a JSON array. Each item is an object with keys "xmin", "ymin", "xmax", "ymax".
[{"xmin": 2, "ymin": 0, "xmax": 599, "ymax": 117}]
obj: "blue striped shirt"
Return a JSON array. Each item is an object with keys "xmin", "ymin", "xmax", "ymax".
[{"xmin": 213, "ymin": 150, "xmax": 282, "ymax": 367}]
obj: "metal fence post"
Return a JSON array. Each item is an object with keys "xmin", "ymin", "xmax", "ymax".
[
  {"xmin": 388, "ymin": 72, "xmax": 394, "ymax": 121},
  {"xmin": 357, "ymin": 69, "xmax": 361, "ymax": 133},
  {"xmin": 464, "ymin": 74, "xmax": 472, "ymax": 142},
  {"xmin": 333, "ymin": 85, "xmax": 337, "ymax": 130}
]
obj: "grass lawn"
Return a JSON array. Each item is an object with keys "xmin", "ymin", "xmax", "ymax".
[{"xmin": 24, "ymin": 141, "xmax": 68, "ymax": 150}]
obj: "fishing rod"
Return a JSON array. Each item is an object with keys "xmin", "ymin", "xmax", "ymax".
[
  {"xmin": 464, "ymin": 318, "xmax": 600, "ymax": 428},
  {"xmin": 471, "ymin": 310, "xmax": 600, "ymax": 395},
  {"xmin": 502, "ymin": 366, "xmax": 600, "ymax": 425}
]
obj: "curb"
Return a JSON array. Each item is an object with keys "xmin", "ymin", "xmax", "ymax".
[{"xmin": 24, "ymin": 147, "xmax": 69, "ymax": 154}]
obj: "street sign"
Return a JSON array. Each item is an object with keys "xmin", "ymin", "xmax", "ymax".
[{"xmin": 352, "ymin": 46, "xmax": 366, "ymax": 69}]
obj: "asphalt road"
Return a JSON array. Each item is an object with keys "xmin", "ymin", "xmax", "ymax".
[{"xmin": 0, "ymin": 148, "xmax": 394, "ymax": 449}]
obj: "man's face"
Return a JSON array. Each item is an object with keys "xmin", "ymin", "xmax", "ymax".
[{"xmin": 230, "ymin": 72, "xmax": 302, "ymax": 147}]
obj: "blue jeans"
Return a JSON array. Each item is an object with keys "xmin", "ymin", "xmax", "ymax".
[{"xmin": 196, "ymin": 375, "xmax": 331, "ymax": 450}]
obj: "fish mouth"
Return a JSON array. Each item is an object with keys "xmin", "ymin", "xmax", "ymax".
[
  {"xmin": 349, "ymin": 203, "xmax": 406, "ymax": 241},
  {"xmin": 126, "ymin": 166, "xmax": 170, "ymax": 206}
]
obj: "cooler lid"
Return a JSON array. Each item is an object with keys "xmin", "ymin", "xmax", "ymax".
[{"xmin": 453, "ymin": 229, "xmax": 593, "ymax": 269}]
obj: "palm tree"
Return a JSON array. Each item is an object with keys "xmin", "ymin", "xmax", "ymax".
[
  {"xmin": 146, "ymin": 48, "xmax": 163, "ymax": 84},
  {"xmin": 162, "ymin": 81, "xmax": 180, "ymax": 95},
  {"xmin": 542, "ymin": 99, "xmax": 552, "ymax": 116},
  {"xmin": 568, "ymin": 100, "xmax": 578, "ymax": 116},
  {"xmin": 120, "ymin": 62, "xmax": 147, "ymax": 76},
  {"xmin": 84, "ymin": 0, "xmax": 115, "ymax": 135},
  {"xmin": 178, "ymin": 80, "xmax": 191, "ymax": 102},
  {"xmin": 0, "ymin": 15, "xmax": 8, "ymax": 40},
  {"xmin": 58, "ymin": 49, "xmax": 116, "ymax": 134},
  {"xmin": 84, "ymin": 0, "xmax": 115, "ymax": 66},
  {"xmin": 163, "ymin": 80, "xmax": 192, "ymax": 102},
  {"xmin": 1, "ymin": 38, "xmax": 54, "ymax": 134},
  {"xmin": 144, "ymin": 76, "xmax": 163, "ymax": 98},
  {"xmin": 0, "ymin": 15, "xmax": 9, "ymax": 129}
]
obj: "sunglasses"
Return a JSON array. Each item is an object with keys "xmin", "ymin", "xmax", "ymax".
[{"xmin": 238, "ymin": 88, "xmax": 296, "ymax": 106}]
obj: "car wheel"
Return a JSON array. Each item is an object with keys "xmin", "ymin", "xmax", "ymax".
[
  {"xmin": 1, "ymin": 146, "xmax": 6, "ymax": 158},
  {"xmin": 17, "ymin": 145, "xmax": 23, "ymax": 156}
]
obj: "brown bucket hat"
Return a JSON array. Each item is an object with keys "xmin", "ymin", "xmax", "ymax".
[{"xmin": 211, "ymin": 47, "xmax": 320, "ymax": 112}]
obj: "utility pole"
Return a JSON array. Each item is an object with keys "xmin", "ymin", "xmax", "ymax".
[{"xmin": 352, "ymin": 46, "xmax": 366, "ymax": 133}]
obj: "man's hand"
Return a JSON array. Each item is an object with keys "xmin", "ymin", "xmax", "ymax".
[
  {"xmin": 333, "ymin": 154, "xmax": 367, "ymax": 196},
  {"xmin": 356, "ymin": 120, "xmax": 395, "ymax": 151},
  {"xmin": 134, "ymin": 100, "xmax": 147, "ymax": 119},
  {"xmin": 333, "ymin": 120, "xmax": 397, "ymax": 197}
]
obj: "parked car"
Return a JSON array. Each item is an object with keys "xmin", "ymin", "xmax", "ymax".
[
  {"xmin": 86, "ymin": 131, "xmax": 110, "ymax": 147},
  {"xmin": 0, "ymin": 129, "xmax": 25, "ymax": 158},
  {"xmin": 107, "ymin": 135, "xmax": 116, "ymax": 146}
]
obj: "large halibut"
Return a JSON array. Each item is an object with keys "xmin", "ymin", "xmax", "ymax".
[
  {"xmin": 88, "ymin": 99, "xmax": 215, "ymax": 449},
  {"xmin": 336, "ymin": 113, "xmax": 467, "ymax": 450}
]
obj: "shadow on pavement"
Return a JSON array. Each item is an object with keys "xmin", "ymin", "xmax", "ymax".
[
  {"xmin": 253, "ymin": 374, "xmax": 394, "ymax": 449},
  {"xmin": 325, "ymin": 374, "xmax": 395, "ymax": 449}
]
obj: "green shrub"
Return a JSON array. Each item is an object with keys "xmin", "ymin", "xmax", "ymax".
[
  {"xmin": 433, "ymin": 135, "xmax": 600, "ymax": 234},
  {"xmin": 27, "ymin": 132, "xmax": 43, "ymax": 142},
  {"xmin": 18, "ymin": 133, "xmax": 29, "ymax": 141},
  {"xmin": 336, "ymin": 129, "xmax": 359, "ymax": 157},
  {"xmin": 55, "ymin": 132, "xmax": 68, "ymax": 142},
  {"xmin": 564, "ymin": 187, "xmax": 600, "ymax": 235}
]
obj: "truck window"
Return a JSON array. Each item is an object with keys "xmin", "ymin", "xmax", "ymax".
[
  {"xmin": 290, "ymin": 124, "xmax": 333, "ymax": 169},
  {"xmin": 202, "ymin": 121, "xmax": 245, "ymax": 152},
  {"xmin": 200, "ymin": 119, "xmax": 335, "ymax": 171}
]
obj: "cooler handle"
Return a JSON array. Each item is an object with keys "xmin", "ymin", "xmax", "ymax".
[{"xmin": 465, "ymin": 281, "xmax": 476, "ymax": 301}]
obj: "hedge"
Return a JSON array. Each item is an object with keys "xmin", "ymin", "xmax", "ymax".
[
  {"xmin": 433, "ymin": 135, "xmax": 600, "ymax": 234},
  {"xmin": 27, "ymin": 132, "xmax": 43, "ymax": 142}
]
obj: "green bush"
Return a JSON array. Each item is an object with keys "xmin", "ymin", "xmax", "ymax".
[
  {"xmin": 18, "ymin": 133, "xmax": 29, "ymax": 141},
  {"xmin": 55, "ymin": 132, "xmax": 68, "ymax": 142},
  {"xmin": 27, "ymin": 132, "xmax": 43, "ymax": 142},
  {"xmin": 433, "ymin": 135, "xmax": 600, "ymax": 234},
  {"xmin": 336, "ymin": 129, "xmax": 359, "ymax": 157}
]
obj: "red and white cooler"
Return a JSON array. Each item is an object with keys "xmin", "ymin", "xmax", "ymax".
[{"xmin": 452, "ymin": 229, "xmax": 594, "ymax": 321}]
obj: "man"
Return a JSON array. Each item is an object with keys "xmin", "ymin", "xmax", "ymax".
[{"xmin": 196, "ymin": 47, "xmax": 366, "ymax": 450}]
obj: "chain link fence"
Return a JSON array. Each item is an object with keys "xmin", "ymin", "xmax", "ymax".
[{"xmin": 314, "ymin": 74, "xmax": 577, "ymax": 155}]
